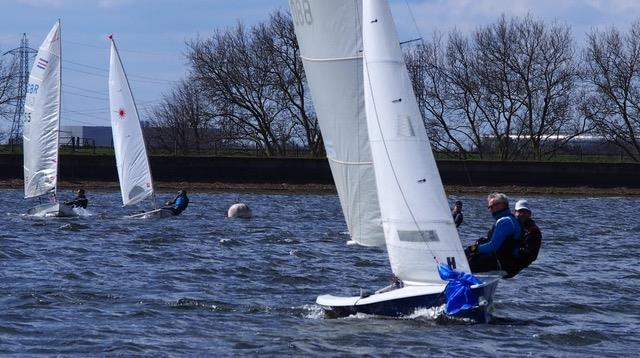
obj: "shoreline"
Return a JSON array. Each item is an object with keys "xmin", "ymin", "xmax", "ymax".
[{"xmin": 2, "ymin": 179, "xmax": 640, "ymax": 196}]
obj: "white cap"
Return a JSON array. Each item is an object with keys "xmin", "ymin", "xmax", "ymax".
[{"xmin": 515, "ymin": 199, "xmax": 530, "ymax": 212}]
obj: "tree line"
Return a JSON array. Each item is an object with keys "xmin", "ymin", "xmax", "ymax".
[
  {"xmin": 148, "ymin": 11, "xmax": 640, "ymax": 162},
  {"xmin": 2, "ymin": 11, "xmax": 640, "ymax": 162}
]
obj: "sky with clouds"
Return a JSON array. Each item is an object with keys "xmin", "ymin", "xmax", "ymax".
[{"xmin": 1, "ymin": 0, "xmax": 640, "ymax": 129}]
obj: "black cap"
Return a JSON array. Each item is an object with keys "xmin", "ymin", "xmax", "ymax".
[{"xmin": 455, "ymin": 200, "xmax": 463, "ymax": 206}]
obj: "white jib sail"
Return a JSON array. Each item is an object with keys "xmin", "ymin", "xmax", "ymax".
[
  {"xmin": 289, "ymin": 0, "xmax": 384, "ymax": 246},
  {"xmin": 363, "ymin": 0, "xmax": 470, "ymax": 283},
  {"xmin": 23, "ymin": 21, "xmax": 61, "ymax": 199},
  {"xmin": 108, "ymin": 36, "xmax": 154, "ymax": 206}
]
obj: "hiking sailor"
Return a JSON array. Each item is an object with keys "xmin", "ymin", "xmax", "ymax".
[
  {"xmin": 163, "ymin": 190, "xmax": 189, "ymax": 216},
  {"xmin": 465, "ymin": 192, "xmax": 522, "ymax": 278}
]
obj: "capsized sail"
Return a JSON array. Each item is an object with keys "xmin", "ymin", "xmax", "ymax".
[
  {"xmin": 108, "ymin": 36, "xmax": 154, "ymax": 206},
  {"xmin": 23, "ymin": 21, "xmax": 61, "ymax": 199},
  {"xmin": 289, "ymin": 0, "xmax": 384, "ymax": 246},
  {"xmin": 362, "ymin": 0, "xmax": 470, "ymax": 283}
]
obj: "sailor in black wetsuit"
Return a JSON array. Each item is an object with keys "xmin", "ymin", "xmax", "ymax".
[
  {"xmin": 513, "ymin": 199, "xmax": 542, "ymax": 272},
  {"xmin": 65, "ymin": 189, "xmax": 88, "ymax": 209}
]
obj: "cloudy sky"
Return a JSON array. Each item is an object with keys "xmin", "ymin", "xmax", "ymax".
[{"xmin": 1, "ymin": 0, "xmax": 639, "ymax": 129}]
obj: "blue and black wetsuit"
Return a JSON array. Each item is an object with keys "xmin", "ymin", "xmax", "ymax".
[
  {"xmin": 166, "ymin": 193, "xmax": 189, "ymax": 215},
  {"xmin": 467, "ymin": 208, "xmax": 522, "ymax": 277},
  {"xmin": 173, "ymin": 194, "xmax": 189, "ymax": 215}
]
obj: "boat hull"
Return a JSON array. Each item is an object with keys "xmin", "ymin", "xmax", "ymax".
[
  {"xmin": 316, "ymin": 274, "xmax": 500, "ymax": 323},
  {"xmin": 27, "ymin": 203, "xmax": 77, "ymax": 217},
  {"xmin": 127, "ymin": 208, "xmax": 174, "ymax": 219}
]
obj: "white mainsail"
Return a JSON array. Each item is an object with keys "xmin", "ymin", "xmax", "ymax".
[
  {"xmin": 288, "ymin": 0, "xmax": 384, "ymax": 246},
  {"xmin": 108, "ymin": 36, "xmax": 154, "ymax": 206},
  {"xmin": 23, "ymin": 21, "xmax": 61, "ymax": 199},
  {"xmin": 363, "ymin": 0, "xmax": 470, "ymax": 283}
]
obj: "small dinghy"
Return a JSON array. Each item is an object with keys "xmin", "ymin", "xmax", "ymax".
[
  {"xmin": 108, "ymin": 35, "xmax": 166, "ymax": 219},
  {"xmin": 292, "ymin": 0, "xmax": 501, "ymax": 321},
  {"xmin": 23, "ymin": 21, "xmax": 77, "ymax": 218}
]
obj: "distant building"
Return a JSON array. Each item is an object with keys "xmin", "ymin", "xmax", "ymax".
[{"xmin": 60, "ymin": 126, "xmax": 113, "ymax": 147}]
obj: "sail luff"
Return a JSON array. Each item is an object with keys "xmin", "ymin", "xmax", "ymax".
[
  {"xmin": 23, "ymin": 20, "xmax": 62, "ymax": 199},
  {"xmin": 289, "ymin": 0, "xmax": 385, "ymax": 247},
  {"xmin": 108, "ymin": 36, "xmax": 154, "ymax": 207},
  {"xmin": 362, "ymin": 0, "xmax": 470, "ymax": 283}
]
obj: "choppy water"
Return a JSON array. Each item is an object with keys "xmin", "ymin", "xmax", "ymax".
[{"xmin": 1, "ymin": 189, "xmax": 639, "ymax": 356}]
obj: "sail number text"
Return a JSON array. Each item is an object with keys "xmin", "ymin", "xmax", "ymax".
[
  {"xmin": 289, "ymin": 0, "xmax": 313, "ymax": 26},
  {"xmin": 26, "ymin": 83, "xmax": 39, "ymax": 95}
]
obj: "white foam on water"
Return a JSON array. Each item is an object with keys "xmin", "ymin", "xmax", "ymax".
[
  {"xmin": 406, "ymin": 304, "xmax": 446, "ymax": 320},
  {"xmin": 73, "ymin": 207, "xmax": 93, "ymax": 217},
  {"xmin": 302, "ymin": 304, "xmax": 326, "ymax": 320}
]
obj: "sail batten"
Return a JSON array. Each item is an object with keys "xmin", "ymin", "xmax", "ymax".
[
  {"xmin": 23, "ymin": 21, "xmax": 62, "ymax": 199},
  {"xmin": 108, "ymin": 37, "xmax": 154, "ymax": 207},
  {"xmin": 363, "ymin": 0, "xmax": 470, "ymax": 283},
  {"xmin": 289, "ymin": 0, "xmax": 385, "ymax": 247}
]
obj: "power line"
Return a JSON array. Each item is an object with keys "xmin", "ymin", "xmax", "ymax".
[
  {"xmin": 66, "ymin": 39, "xmax": 178, "ymax": 56},
  {"xmin": 63, "ymin": 64, "xmax": 177, "ymax": 85},
  {"xmin": 63, "ymin": 89, "xmax": 108, "ymax": 101},
  {"xmin": 63, "ymin": 83, "xmax": 108, "ymax": 96}
]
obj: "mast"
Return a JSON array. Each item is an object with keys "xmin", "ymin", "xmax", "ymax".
[{"xmin": 54, "ymin": 19, "xmax": 61, "ymax": 197}]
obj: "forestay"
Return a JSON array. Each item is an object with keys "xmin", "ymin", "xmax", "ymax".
[
  {"xmin": 289, "ymin": 0, "xmax": 384, "ymax": 246},
  {"xmin": 362, "ymin": 0, "xmax": 470, "ymax": 283},
  {"xmin": 23, "ymin": 21, "xmax": 61, "ymax": 199},
  {"xmin": 108, "ymin": 37, "xmax": 154, "ymax": 206}
]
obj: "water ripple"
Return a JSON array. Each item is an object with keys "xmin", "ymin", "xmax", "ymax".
[{"xmin": 0, "ymin": 190, "xmax": 638, "ymax": 355}]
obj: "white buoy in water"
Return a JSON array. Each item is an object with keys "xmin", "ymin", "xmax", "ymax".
[{"xmin": 227, "ymin": 203, "xmax": 252, "ymax": 218}]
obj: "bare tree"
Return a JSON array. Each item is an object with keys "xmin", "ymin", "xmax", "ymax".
[
  {"xmin": 506, "ymin": 16, "xmax": 587, "ymax": 159},
  {"xmin": 581, "ymin": 22, "xmax": 640, "ymax": 162},
  {"xmin": 0, "ymin": 51, "xmax": 18, "ymax": 128},
  {"xmin": 407, "ymin": 15, "xmax": 584, "ymax": 160},
  {"xmin": 147, "ymin": 79, "xmax": 212, "ymax": 154},
  {"xmin": 255, "ymin": 9, "xmax": 323, "ymax": 156},
  {"xmin": 187, "ymin": 23, "xmax": 291, "ymax": 156},
  {"xmin": 405, "ymin": 34, "xmax": 470, "ymax": 156}
]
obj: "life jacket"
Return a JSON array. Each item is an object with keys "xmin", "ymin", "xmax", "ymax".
[
  {"xmin": 175, "ymin": 195, "xmax": 189, "ymax": 211},
  {"xmin": 485, "ymin": 215, "xmax": 522, "ymax": 277},
  {"xmin": 517, "ymin": 219, "xmax": 542, "ymax": 269}
]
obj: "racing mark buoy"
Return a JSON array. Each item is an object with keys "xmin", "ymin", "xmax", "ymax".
[{"xmin": 227, "ymin": 203, "xmax": 252, "ymax": 218}]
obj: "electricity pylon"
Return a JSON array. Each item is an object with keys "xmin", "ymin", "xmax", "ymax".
[{"xmin": 2, "ymin": 33, "xmax": 37, "ymax": 145}]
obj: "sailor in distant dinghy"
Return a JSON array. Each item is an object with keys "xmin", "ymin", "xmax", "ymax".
[
  {"xmin": 162, "ymin": 190, "xmax": 189, "ymax": 215},
  {"xmin": 64, "ymin": 188, "xmax": 88, "ymax": 209}
]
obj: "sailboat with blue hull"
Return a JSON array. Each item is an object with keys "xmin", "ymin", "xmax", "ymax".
[
  {"xmin": 290, "ymin": 0, "xmax": 501, "ymax": 321},
  {"xmin": 319, "ymin": 275, "xmax": 500, "ymax": 321}
]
